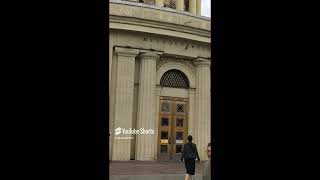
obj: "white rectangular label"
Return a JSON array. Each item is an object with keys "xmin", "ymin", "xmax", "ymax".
[{"xmin": 176, "ymin": 140, "xmax": 183, "ymax": 144}]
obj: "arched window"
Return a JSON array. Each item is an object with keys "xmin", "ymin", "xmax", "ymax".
[
  {"xmin": 160, "ymin": 69, "xmax": 190, "ymax": 88},
  {"xmin": 184, "ymin": 0, "xmax": 189, "ymax": 11}
]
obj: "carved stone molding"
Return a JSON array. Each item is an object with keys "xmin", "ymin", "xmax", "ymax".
[{"xmin": 157, "ymin": 56, "xmax": 196, "ymax": 75}]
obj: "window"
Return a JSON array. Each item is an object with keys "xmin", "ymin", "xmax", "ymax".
[
  {"xmin": 176, "ymin": 118, "xmax": 183, "ymax": 127},
  {"xmin": 161, "ymin": 117, "xmax": 169, "ymax": 126},
  {"xmin": 184, "ymin": 0, "xmax": 189, "ymax": 11},
  {"xmin": 176, "ymin": 132, "xmax": 183, "ymax": 140},
  {"xmin": 161, "ymin": 145, "xmax": 168, "ymax": 153},
  {"xmin": 160, "ymin": 69, "xmax": 190, "ymax": 88},
  {"xmin": 164, "ymin": 0, "xmax": 176, "ymax": 9},
  {"xmin": 176, "ymin": 145, "xmax": 183, "ymax": 153},
  {"xmin": 177, "ymin": 104, "xmax": 184, "ymax": 112},
  {"xmin": 161, "ymin": 131, "xmax": 169, "ymax": 139},
  {"xmin": 161, "ymin": 102, "xmax": 170, "ymax": 112}
]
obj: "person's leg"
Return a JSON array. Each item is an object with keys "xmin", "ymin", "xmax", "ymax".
[{"xmin": 184, "ymin": 174, "xmax": 189, "ymax": 180}]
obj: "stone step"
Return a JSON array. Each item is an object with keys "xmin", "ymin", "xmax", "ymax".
[
  {"xmin": 110, "ymin": 160, "xmax": 203, "ymax": 175},
  {"xmin": 110, "ymin": 174, "xmax": 202, "ymax": 180}
]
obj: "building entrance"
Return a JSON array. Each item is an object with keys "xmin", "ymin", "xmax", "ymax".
[{"xmin": 158, "ymin": 96, "xmax": 188, "ymax": 161}]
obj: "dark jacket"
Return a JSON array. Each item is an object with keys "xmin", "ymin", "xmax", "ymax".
[{"xmin": 181, "ymin": 142, "xmax": 200, "ymax": 161}]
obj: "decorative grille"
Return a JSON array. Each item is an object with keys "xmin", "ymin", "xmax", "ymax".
[{"xmin": 160, "ymin": 69, "xmax": 190, "ymax": 88}]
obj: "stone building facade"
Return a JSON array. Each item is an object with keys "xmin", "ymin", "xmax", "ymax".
[{"xmin": 109, "ymin": 0, "xmax": 211, "ymax": 161}]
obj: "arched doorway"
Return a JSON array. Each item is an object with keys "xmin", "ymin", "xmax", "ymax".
[{"xmin": 157, "ymin": 69, "xmax": 190, "ymax": 161}]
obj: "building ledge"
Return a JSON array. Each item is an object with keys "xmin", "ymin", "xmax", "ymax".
[
  {"xmin": 110, "ymin": 0, "xmax": 211, "ymax": 20},
  {"xmin": 109, "ymin": 0, "xmax": 211, "ymax": 31}
]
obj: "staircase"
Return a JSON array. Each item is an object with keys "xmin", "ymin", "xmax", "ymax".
[{"xmin": 110, "ymin": 160, "xmax": 205, "ymax": 180}]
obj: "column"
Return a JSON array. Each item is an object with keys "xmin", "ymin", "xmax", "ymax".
[
  {"xmin": 188, "ymin": 89, "xmax": 196, "ymax": 137},
  {"xmin": 109, "ymin": 40, "xmax": 113, "ymax": 159},
  {"xmin": 154, "ymin": 86, "xmax": 161, "ymax": 159},
  {"xmin": 131, "ymin": 85, "xmax": 139, "ymax": 160},
  {"xmin": 135, "ymin": 52, "xmax": 160, "ymax": 160},
  {"xmin": 176, "ymin": 0, "xmax": 184, "ymax": 11},
  {"xmin": 194, "ymin": 57, "xmax": 211, "ymax": 160},
  {"xmin": 155, "ymin": 0, "xmax": 164, "ymax": 7},
  {"xmin": 196, "ymin": 0, "xmax": 201, "ymax": 16},
  {"xmin": 111, "ymin": 47, "xmax": 139, "ymax": 160},
  {"xmin": 189, "ymin": 0, "xmax": 197, "ymax": 14},
  {"xmin": 109, "ymin": 51, "xmax": 117, "ymax": 160}
]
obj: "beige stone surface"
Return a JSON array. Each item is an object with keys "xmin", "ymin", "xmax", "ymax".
[
  {"xmin": 176, "ymin": 0, "xmax": 184, "ymax": 11},
  {"xmin": 188, "ymin": 88, "xmax": 196, "ymax": 137},
  {"xmin": 109, "ymin": 0, "xmax": 211, "ymax": 161},
  {"xmin": 110, "ymin": 0, "xmax": 211, "ymax": 31},
  {"xmin": 111, "ymin": 47, "xmax": 140, "ymax": 160},
  {"xmin": 189, "ymin": 0, "xmax": 196, "ymax": 14},
  {"xmin": 155, "ymin": 0, "xmax": 164, "ymax": 7},
  {"xmin": 112, "ymin": 31, "xmax": 210, "ymax": 58},
  {"xmin": 135, "ymin": 52, "xmax": 160, "ymax": 160},
  {"xmin": 194, "ymin": 58, "xmax": 211, "ymax": 160},
  {"xmin": 196, "ymin": 0, "xmax": 201, "ymax": 16}
]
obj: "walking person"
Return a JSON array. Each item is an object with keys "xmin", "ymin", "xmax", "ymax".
[{"xmin": 180, "ymin": 135, "xmax": 200, "ymax": 180}]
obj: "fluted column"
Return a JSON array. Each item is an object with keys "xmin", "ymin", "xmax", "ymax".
[
  {"xmin": 111, "ymin": 47, "xmax": 139, "ymax": 160},
  {"xmin": 196, "ymin": 0, "xmax": 201, "ymax": 16},
  {"xmin": 135, "ymin": 52, "xmax": 160, "ymax": 160},
  {"xmin": 109, "ymin": 40, "xmax": 113, "ymax": 159},
  {"xmin": 176, "ymin": 0, "xmax": 184, "ymax": 11},
  {"xmin": 154, "ymin": 86, "xmax": 161, "ymax": 159},
  {"xmin": 188, "ymin": 89, "xmax": 196, "ymax": 137},
  {"xmin": 189, "ymin": 0, "xmax": 197, "ymax": 14},
  {"xmin": 194, "ymin": 57, "xmax": 211, "ymax": 160},
  {"xmin": 155, "ymin": 0, "xmax": 164, "ymax": 7}
]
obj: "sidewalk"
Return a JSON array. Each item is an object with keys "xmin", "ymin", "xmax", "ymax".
[{"xmin": 110, "ymin": 160, "xmax": 204, "ymax": 180}]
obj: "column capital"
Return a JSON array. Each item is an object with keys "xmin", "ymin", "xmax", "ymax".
[
  {"xmin": 138, "ymin": 52, "xmax": 161, "ymax": 60},
  {"xmin": 194, "ymin": 57, "xmax": 211, "ymax": 66},
  {"xmin": 114, "ymin": 47, "xmax": 140, "ymax": 57}
]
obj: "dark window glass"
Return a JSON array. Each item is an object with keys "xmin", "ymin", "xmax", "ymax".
[
  {"xmin": 176, "ymin": 118, "xmax": 183, "ymax": 127},
  {"xmin": 176, "ymin": 145, "xmax": 183, "ymax": 153},
  {"xmin": 176, "ymin": 132, "xmax": 183, "ymax": 140},
  {"xmin": 161, "ymin": 118, "xmax": 169, "ymax": 126},
  {"xmin": 161, "ymin": 145, "xmax": 168, "ymax": 153},
  {"xmin": 161, "ymin": 131, "xmax": 168, "ymax": 139},
  {"xmin": 177, "ymin": 104, "xmax": 184, "ymax": 112}
]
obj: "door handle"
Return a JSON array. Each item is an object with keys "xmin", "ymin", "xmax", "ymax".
[{"xmin": 169, "ymin": 137, "xmax": 171, "ymax": 144}]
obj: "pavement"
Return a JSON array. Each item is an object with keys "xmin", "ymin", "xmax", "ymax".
[{"xmin": 109, "ymin": 160, "xmax": 205, "ymax": 180}]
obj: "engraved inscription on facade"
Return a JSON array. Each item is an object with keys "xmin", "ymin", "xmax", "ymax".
[{"xmin": 143, "ymin": 37, "xmax": 210, "ymax": 52}]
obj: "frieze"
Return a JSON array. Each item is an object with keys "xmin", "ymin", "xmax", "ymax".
[
  {"xmin": 157, "ymin": 57, "xmax": 196, "ymax": 76},
  {"xmin": 110, "ymin": 2, "xmax": 211, "ymax": 31},
  {"xmin": 114, "ymin": 31, "xmax": 211, "ymax": 58},
  {"xmin": 143, "ymin": 37, "xmax": 211, "ymax": 52}
]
